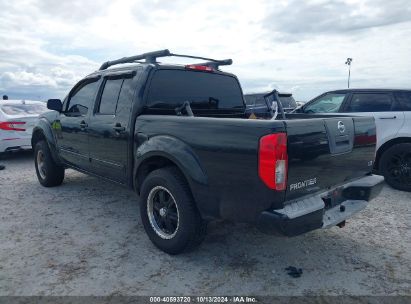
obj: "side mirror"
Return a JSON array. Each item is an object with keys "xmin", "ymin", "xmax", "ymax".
[{"xmin": 47, "ymin": 99, "xmax": 63, "ymax": 112}]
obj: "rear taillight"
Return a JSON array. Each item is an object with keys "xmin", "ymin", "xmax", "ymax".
[
  {"xmin": 258, "ymin": 133, "xmax": 288, "ymax": 191},
  {"xmin": 0, "ymin": 121, "xmax": 26, "ymax": 131},
  {"xmin": 185, "ymin": 65, "xmax": 214, "ymax": 72}
]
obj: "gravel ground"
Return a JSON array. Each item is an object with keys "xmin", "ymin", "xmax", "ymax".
[{"xmin": 0, "ymin": 151, "xmax": 410, "ymax": 296}]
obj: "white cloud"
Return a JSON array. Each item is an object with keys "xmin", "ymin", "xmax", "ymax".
[
  {"xmin": 263, "ymin": 0, "xmax": 411, "ymax": 38},
  {"xmin": 0, "ymin": 0, "xmax": 410, "ymax": 101}
]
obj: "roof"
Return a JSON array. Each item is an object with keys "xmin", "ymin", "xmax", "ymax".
[
  {"xmin": 88, "ymin": 61, "xmax": 237, "ymax": 78},
  {"xmin": 326, "ymin": 88, "xmax": 411, "ymax": 93},
  {"xmin": 244, "ymin": 92, "xmax": 293, "ymax": 96}
]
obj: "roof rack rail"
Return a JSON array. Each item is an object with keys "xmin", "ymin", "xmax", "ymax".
[
  {"xmin": 99, "ymin": 49, "xmax": 171, "ymax": 70},
  {"xmin": 99, "ymin": 49, "xmax": 233, "ymax": 70},
  {"xmin": 183, "ymin": 59, "xmax": 233, "ymax": 70}
]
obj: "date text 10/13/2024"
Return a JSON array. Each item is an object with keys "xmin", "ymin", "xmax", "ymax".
[{"xmin": 149, "ymin": 296, "xmax": 258, "ymax": 303}]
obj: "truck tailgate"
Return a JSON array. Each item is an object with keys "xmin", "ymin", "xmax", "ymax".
[{"xmin": 285, "ymin": 116, "xmax": 376, "ymax": 201}]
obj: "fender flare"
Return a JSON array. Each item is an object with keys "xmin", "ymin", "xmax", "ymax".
[
  {"xmin": 31, "ymin": 118, "xmax": 63, "ymax": 165},
  {"xmin": 133, "ymin": 135, "xmax": 209, "ymax": 193}
]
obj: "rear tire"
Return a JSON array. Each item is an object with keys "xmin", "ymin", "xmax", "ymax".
[
  {"xmin": 380, "ymin": 143, "xmax": 411, "ymax": 192},
  {"xmin": 139, "ymin": 167, "xmax": 207, "ymax": 254},
  {"xmin": 34, "ymin": 140, "xmax": 65, "ymax": 187}
]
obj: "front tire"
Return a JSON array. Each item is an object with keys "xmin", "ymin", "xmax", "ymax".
[
  {"xmin": 380, "ymin": 143, "xmax": 411, "ymax": 192},
  {"xmin": 140, "ymin": 167, "xmax": 207, "ymax": 254},
  {"xmin": 34, "ymin": 140, "xmax": 65, "ymax": 187}
]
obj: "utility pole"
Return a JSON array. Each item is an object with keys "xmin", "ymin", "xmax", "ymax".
[{"xmin": 345, "ymin": 58, "xmax": 353, "ymax": 88}]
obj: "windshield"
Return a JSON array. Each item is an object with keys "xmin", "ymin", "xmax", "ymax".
[
  {"xmin": 303, "ymin": 93, "xmax": 347, "ymax": 113},
  {"xmin": 147, "ymin": 70, "xmax": 245, "ymax": 111},
  {"xmin": 1, "ymin": 103, "xmax": 48, "ymax": 115}
]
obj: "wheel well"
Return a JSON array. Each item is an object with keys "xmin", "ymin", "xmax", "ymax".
[
  {"xmin": 375, "ymin": 137, "xmax": 411, "ymax": 170},
  {"xmin": 135, "ymin": 156, "xmax": 188, "ymax": 194},
  {"xmin": 31, "ymin": 129, "xmax": 46, "ymax": 147}
]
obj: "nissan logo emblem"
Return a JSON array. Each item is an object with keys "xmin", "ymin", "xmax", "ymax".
[{"xmin": 337, "ymin": 121, "xmax": 345, "ymax": 133}]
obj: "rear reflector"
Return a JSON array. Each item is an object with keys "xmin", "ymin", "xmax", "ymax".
[
  {"xmin": 258, "ymin": 133, "xmax": 288, "ymax": 190},
  {"xmin": 0, "ymin": 121, "xmax": 26, "ymax": 131},
  {"xmin": 185, "ymin": 65, "xmax": 214, "ymax": 72}
]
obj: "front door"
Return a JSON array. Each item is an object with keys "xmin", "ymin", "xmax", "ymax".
[
  {"xmin": 57, "ymin": 78, "xmax": 100, "ymax": 170},
  {"xmin": 87, "ymin": 74, "xmax": 136, "ymax": 183}
]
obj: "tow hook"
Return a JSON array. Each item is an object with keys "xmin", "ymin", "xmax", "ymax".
[{"xmin": 337, "ymin": 220, "xmax": 346, "ymax": 228}]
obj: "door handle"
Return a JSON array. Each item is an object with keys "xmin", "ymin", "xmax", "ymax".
[
  {"xmin": 79, "ymin": 121, "xmax": 88, "ymax": 128},
  {"xmin": 379, "ymin": 116, "xmax": 396, "ymax": 119}
]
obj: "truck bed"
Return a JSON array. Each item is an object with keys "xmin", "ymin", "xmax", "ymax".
[{"xmin": 134, "ymin": 114, "xmax": 377, "ymax": 223}]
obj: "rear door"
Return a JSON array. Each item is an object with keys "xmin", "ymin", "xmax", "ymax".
[
  {"xmin": 341, "ymin": 92, "xmax": 405, "ymax": 149},
  {"xmin": 87, "ymin": 72, "xmax": 137, "ymax": 183}
]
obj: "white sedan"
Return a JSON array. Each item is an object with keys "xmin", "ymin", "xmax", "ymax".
[{"xmin": 0, "ymin": 100, "xmax": 48, "ymax": 153}]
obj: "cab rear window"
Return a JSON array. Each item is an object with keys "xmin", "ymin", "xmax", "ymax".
[
  {"xmin": 146, "ymin": 70, "xmax": 244, "ymax": 111},
  {"xmin": 279, "ymin": 95, "xmax": 297, "ymax": 109},
  {"xmin": 1, "ymin": 103, "xmax": 48, "ymax": 115}
]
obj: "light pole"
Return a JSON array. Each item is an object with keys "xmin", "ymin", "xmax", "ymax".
[{"xmin": 345, "ymin": 58, "xmax": 353, "ymax": 88}]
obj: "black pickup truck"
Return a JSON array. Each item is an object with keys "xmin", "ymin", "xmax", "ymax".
[{"xmin": 32, "ymin": 50, "xmax": 384, "ymax": 254}]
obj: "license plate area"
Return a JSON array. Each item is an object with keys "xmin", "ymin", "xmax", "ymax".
[{"xmin": 322, "ymin": 187, "xmax": 345, "ymax": 210}]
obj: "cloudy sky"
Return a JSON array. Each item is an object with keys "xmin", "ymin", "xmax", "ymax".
[{"xmin": 1, "ymin": 0, "xmax": 410, "ymax": 101}]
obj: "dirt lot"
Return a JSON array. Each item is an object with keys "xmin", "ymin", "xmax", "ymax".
[{"xmin": 0, "ymin": 151, "xmax": 410, "ymax": 296}]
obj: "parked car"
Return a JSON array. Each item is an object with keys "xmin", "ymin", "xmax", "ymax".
[
  {"xmin": 32, "ymin": 50, "xmax": 383, "ymax": 254},
  {"xmin": 295, "ymin": 89, "xmax": 411, "ymax": 191},
  {"xmin": 0, "ymin": 100, "xmax": 48, "ymax": 153},
  {"xmin": 244, "ymin": 92, "xmax": 297, "ymax": 117}
]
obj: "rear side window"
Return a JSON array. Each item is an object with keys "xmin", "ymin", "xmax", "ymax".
[
  {"xmin": 98, "ymin": 78, "xmax": 124, "ymax": 115},
  {"xmin": 394, "ymin": 92, "xmax": 411, "ymax": 111},
  {"xmin": 304, "ymin": 93, "xmax": 346, "ymax": 113},
  {"xmin": 115, "ymin": 78, "xmax": 134, "ymax": 118},
  {"xmin": 279, "ymin": 95, "xmax": 297, "ymax": 109},
  {"xmin": 96, "ymin": 74, "xmax": 135, "ymax": 116},
  {"xmin": 244, "ymin": 94, "xmax": 267, "ymax": 107},
  {"xmin": 1, "ymin": 103, "xmax": 47, "ymax": 115},
  {"xmin": 146, "ymin": 70, "xmax": 244, "ymax": 111},
  {"xmin": 67, "ymin": 80, "xmax": 100, "ymax": 116},
  {"xmin": 347, "ymin": 93, "xmax": 392, "ymax": 112}
]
